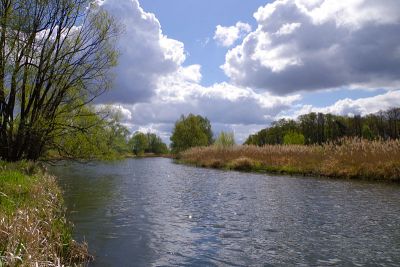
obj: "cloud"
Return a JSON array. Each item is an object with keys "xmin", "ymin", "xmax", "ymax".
[
  {"xmin": 94, "ymin": 0, "xmax": 400, "ymax": 144},
  {"xmin": 295, "ymin": 90, "xmax": 400, "ymax": 117},
  {"xmin": 96, "ymin": 0, "xmax": 186, "ymax": 104},
  {"xmin": 91, "ymin": 0, "xmax": 302, "ymax": 143},
  {"xmin": 222, "ymin": 0, "xmax": 400, "ymax": 94},
  {"xmin": 115, "ymin": 65, "xmax": 301, "ymax": 143},
  {"xmin": 133, "ymin": 66, "xmax": 300, "ymax": 125},
  {"xmin": 214, "ymin": 22, "xmax": 252, "ymax": 47}
]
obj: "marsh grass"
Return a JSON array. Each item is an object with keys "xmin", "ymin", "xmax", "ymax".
[
  {"xmin": 0, "ymin": 161, "xmax": 92, "ymax": 266},
  {"xmin": 180, "ymin": 138, "xmax": 400, "ymax": 182}
]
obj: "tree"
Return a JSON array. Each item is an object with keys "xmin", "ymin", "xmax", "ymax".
[
  {"xmin": 145, "ymin": 133, "xmax": 169, "ymax": 154},
  {"xmin": 215, "ymin": 131, "xmax": 235, "ymax": 147},
  {"xmin": 283, "ymin": 131, "xmax": 305, "ymax": 145},
  {"xmin": 51, "ymin": 107, "xmax": 130, "ymax": 160},
  {"xmin": 362, "ymin": 125, "xmax": 374, "ymax": 140},
  {"xmin": 245, "ymin": 107, "xmax": 400, "ymax": 146},
  {"xmin": 0, "ymin": 0, "xmax": 118, "ymax": 161},
  {"xmin": 130, "ymin": 132, "xmax": 148, "ymax": 156},
  {"xmin": 128, "ymin": 132, "xmax": 169, "ymax": 155},
  {"xmin": 170, "ymin": 114, "xmax": 213, "ymax": 153}
]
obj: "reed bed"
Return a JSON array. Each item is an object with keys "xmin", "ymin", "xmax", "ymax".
[
  {"xmin": 180, "ymin": 138, "xmax": 400, "ymax": 181},
  {"xmin": 0, "ymin": 161, "xmax": 91, "ymax": 266}
]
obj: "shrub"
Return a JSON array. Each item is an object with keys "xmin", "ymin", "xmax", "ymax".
[{"xmin": 283, "ymin": 131, "xmax": 305, "ymax": 145}]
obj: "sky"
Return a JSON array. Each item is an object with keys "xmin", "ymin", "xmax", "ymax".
[{"xmin": 95, "ymin": 0, "xmax": 400, "ymax": 144}]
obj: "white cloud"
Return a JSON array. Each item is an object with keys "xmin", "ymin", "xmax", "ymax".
[
  {"xmin": 275, "ymin": 22, "xmax": 301, "ymax": 36},
  {"xmin": 295, "ymin": 90, "xmax": 400, "ymax": 117},
  {"xmin": 115, "ymin": 64, "xmax": 301, "ymax": 143},
  {"xmin": 223, "ymin": 0, "xmax": 400, "ymax": 94},
  {"xmin": 129, "ymin": 66, "xmax": 300, "ymax": 126},
  {"xmin": 95, "ymin": 0, "xmax": 400, "ymax": 144},
  {"xmin": 214, "ymin": 22, "xmax": 252, "ymax": 47},
  {"xmin": 93, "ymin": 0, "xmax": 301, "ymax": 143},
  {"xmin": 96, "ymin": 0, "xmax": 186, "ymax": 104}
]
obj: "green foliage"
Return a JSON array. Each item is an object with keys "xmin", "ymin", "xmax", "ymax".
[
  {"xmin": 215, "ymin": 131, "xmax": 236, "ymax": 147},
  {"xmin": 129, "ymin": 132, "xmax": 169, "ymax": 155},
  {"xmin": 0, "ymin": 0, "xmax": 118, "ymax": 161},
  {"xmin": 245, "ymin": 107, "xmax": 400, "ymax": 146},
  {"xmin": 129, "ymin": 132, "xmax": 148, "ymax": 155},
  {"xmin": 50, "ymin": 106, "xmax": 131, "ymax": 160},
  {"xmin": 362, "ymin": 125, "xmax": 374, "ymax": 140},
  {"xmin": 145, "ymin": 133, "xmax": 169, "ymax": 154},
  {"xmin": 170, "ymin": 114, "xmax": 213, "ymax": 153},
  {"xmin": 283, "ymin": 131, "xmax": 305, "ymax": 145}
]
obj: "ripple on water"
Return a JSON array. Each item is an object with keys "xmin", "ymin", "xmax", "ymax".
[{"xmin": 52, "ymin": 158, "xmax": 400, "ymax": 267}]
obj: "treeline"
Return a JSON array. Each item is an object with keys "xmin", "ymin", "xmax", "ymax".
[
  {"xmin": 245, "ymin": 107, "xmax": 400, "ymax": 146},
  {"xmin": 130, "ymin": 132, "xmax": 169, "ymax": 155},
  {"xmin": 51, "ymin": 109, "xmax": 170, "ymax": 159}
]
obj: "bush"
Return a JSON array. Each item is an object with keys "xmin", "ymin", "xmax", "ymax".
[
  {"xmin": 215, "ymin": 131, "xmax": 236, "ymax": 147},
  {"xmin": 283, "ymin": 131, "xmax": 305, "ymax": 145}
]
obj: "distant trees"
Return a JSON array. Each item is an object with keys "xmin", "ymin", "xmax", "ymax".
[
  {"xmin": 146, "ymin": 133, "xmax": 169, "ymax": 155},
  {"xmin": 129, "ymin": 132, "xmax": 168, "ymax": 156},
  {"xmin": 215, "ymin": 131, "xmax": 235, "ymax": 147},
  {"xmin": 170, "ymin": 114, "xmax": 213, "ymax": 153},
  {"xmin": 245, "ymin": 107, "xmax": 400, "ymax": 146},
  {"xmin": 0, "ymin": 0, "xmax": 118, "ymax": 161}
]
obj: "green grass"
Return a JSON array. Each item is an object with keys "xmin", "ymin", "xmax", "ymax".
[
  {"xmin": 0, "ymin": 161, "xmax": 91, "ymax": 266},
  {"xmin": 0, "ymin": 170, "xmax": 34, "ymax": 216}
]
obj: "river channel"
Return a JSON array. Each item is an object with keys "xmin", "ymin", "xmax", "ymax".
[{"xmin": 51, "ymin": 158, "xmax": 400, "ymax": 266}]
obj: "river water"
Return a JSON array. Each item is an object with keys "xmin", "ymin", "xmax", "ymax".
[{"xmin": 51, "ymin": 158, "xmax": 400, "ymax": 266}]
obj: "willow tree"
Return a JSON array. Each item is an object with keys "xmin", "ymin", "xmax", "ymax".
[
  {"xmin": 170, "ymin": 114, "xmax": 213, "ymax": 154},
  {"xmin": 0, "ymin": 0, "xmax": 118, "ymax": 161}
]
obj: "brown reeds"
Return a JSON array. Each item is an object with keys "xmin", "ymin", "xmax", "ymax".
[
  {"xmin": 0, "ymin": 162, "xmax": 92, "ymax": 266},
  {"xmin": 180, "ymin": 138, "xmax": 400, "ymax": 182}
]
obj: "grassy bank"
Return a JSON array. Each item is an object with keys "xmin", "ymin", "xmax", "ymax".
[
  {"xmin": 0, "ymin": 161, "xmax": 91, "ymax": 266},
  {"xmin": 180, "ymin": 139, "xmax": 400, "ymax": 182}
]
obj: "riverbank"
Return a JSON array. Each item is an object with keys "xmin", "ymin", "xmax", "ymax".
[
  {"xmin": 0, "ymin": 161, "xmax": 91, "ymax": 266},
  {"xmin": 180, "ymin": 139, "xmax": 400, "ymax": 182}
]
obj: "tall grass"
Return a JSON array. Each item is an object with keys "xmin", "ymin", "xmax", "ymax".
[
  {"xmin": 180, "ymin": 138, "xmax": 400, "ymax": 181},
  {"xmin": 0, "ymin": 161, "xmax": 91, "ymax": 266}
]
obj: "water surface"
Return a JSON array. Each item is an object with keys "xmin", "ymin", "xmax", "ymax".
[{"xmin": 51, "ymin": 158, "xmax": 400, "ymax": 266}]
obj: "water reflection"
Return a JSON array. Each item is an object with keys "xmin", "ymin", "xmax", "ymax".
[{"xmin": 51, "ymin": 158, "xmax": 400, "ymax": 266}]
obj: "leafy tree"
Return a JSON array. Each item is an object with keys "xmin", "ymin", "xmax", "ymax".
[
  {"xmin": 130, "ymin": 132, "xmax": 148, "ymax": 156},
  {"xmin": 105, "ymin": 112, "xmax": 131, "ymax": 154},
  {"xmin": 362, "ymin": 125, "xmax": 374, "ymax": 140},
  {"xmin": 245, "ymin": 107, "xmax": 400, "ymax": 147},
  {"xmin": 215, "ymin": 131, "xmax": 235, "ymax": 147},
  {"xmin": 170, "ymin": 114, "xmax": 213, "ymax": 153},
  {"xmin": 283, "ymin": 131, "xmax": 305, "ymax": 145},
  {"xmin": 129, "ymin": 132, "xmax": 169, "ymax": 155},
  {"xmin": 50, "ymin": 106, "xmax": 130, "ymax": 160},
  {"xmin": 0, "ymin": 0, "xmax": 118, "ymax": 161},
  {"xmin": 145, "ymin": 133, "xmax": 169, "ymax": 154}
]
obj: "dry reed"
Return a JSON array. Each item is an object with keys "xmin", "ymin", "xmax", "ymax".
[{"xmin": 180, "ymin": 138, "xmax": 400, "ymax": 181}]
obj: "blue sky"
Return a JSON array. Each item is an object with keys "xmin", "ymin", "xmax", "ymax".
[
  {"xmin": 140, "ymin": 0, "xmax": 269, "ymax": 86},
  {"xmin": 98, "ymin": 0, "xmax": 400, "ymax": 143}
]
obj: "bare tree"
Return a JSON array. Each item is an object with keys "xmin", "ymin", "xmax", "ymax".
[{"xmin": 0, "ymin": 0, "xmax": 118, "ymax": 161}]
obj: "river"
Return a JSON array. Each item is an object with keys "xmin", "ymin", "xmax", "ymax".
[{"xmin": 51, "ymin": 158, "xmax": 400, "ymax": 266}]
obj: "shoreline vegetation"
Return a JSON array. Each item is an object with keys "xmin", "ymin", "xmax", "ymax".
[
  {"xmin": 0, "ymin": 161, "xmax": 91, "ymax": 266},
  {"xmin": 179, "ymin": 138, "xmax": 400, "ymax": 182}
]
